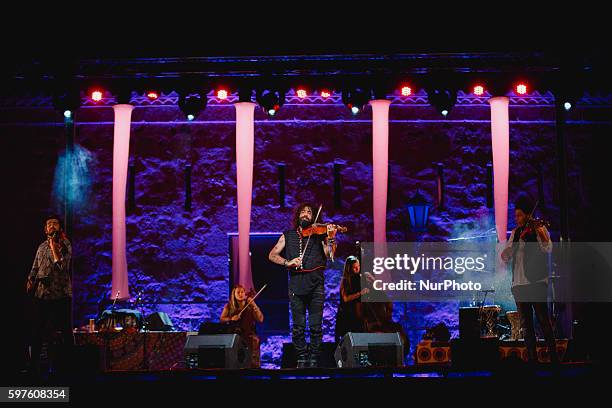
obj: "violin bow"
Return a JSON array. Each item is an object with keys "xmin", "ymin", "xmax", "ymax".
[
  {"xmin": 237, "ymin": 284, "xmax": 267, "ymax": 318},
  {"xmin": 527, "ymin": 199, "xmax": 539, "ymax": 224},
  {"xmin": 298, "ymin": 204, "xmax": 323, "ymax": 270}
]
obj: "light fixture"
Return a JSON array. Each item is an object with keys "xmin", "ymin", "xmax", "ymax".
[
  {"xmin": 473, "ymin": 85, "xmax": 485, "ymax": 96},
  {"xmin": 178, "ymin": 92, "xmax": 206, "ymax": 121},
  {"xmin": 342, "ymin": 87, "xmax": 371, "ymax": 115},
  {"xmin": 406, "ymin": 190, "xmax": 432, "ymax": 232},
  {"xmin": 52, "ymin": 84, "xmax": 80, "ymax": 123},
  {"xmin": 401, "ymin": 85, "xmax": 412, "ymax": 96},
  {"xmin": 427, "ymin": 88, "xmax": 457, "ymax": 117},
  {"xmin": 256, "ymin": 88, "xmax": 285, "ymax": 116},
  {"xmin": 91, "ymin": 89, "xmax": 103, "ymax": 102},
  {"xmin": 216, "ymin": 88, "xmax": 229, "ymax": 100},
  {"xmin": 515, "ymin": 82, "xmax": 528, "ymax": 95},
  {"xmin": 146, "ymin": 90, "xmax": 159, "ymax": 101}
]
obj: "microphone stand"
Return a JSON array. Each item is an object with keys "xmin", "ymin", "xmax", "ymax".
[
  {"xmin": 103, "ymin": 290, "xmax": 120, "ymax": 371},
  {"xmin": 133, "ymin": 291, "xmax": 149, "ymax": 370}
]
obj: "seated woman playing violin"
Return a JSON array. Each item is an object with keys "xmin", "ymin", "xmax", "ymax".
[
  {"xmin": 220, "ymin": 285, "xmax": 264, "ymax": 368},
  {"xmin": 500, "ymin": 194, "xmax": 558, "ymax": 364}
]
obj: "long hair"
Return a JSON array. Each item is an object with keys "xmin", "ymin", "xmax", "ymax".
[
  {"xmin": 292, "ymin": 202, "xmax": 318, "ymax": 228},
  {"xmin": 227, "ymin": 285, "xmax": 246, "ymax": 316},
  {"xmin": 341, "ymin": 255, "xmax": 360, "ymax": 295}
]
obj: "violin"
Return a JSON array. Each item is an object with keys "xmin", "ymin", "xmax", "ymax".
[
  {"xmin": 300, "ymin": 223, "xmax": 347, "ymax": 237},
  {"xmin": 519, "ymin": 217, "xmax": 550, "ymax": 240},
  {"xmin": 300, "ymin": 223, "xmax": 347, "ymax": 263}
]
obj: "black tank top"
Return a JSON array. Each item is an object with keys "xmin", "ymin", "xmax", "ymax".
[{"xmin": 283, "ymin": 229, "xmax": 327, "ymax": 295}]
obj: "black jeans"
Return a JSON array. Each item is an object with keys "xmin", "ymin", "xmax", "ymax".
[
  {"xmin": 30, "ymin": 297, "xmax": 74, "ymax": 373},
  {"xmin": 512, "ymin": 284, "xmax": 558, "ymax": 363},
  {"xmin": 290, "ymin": 283, "xmax": 324, "ymax": 364}
]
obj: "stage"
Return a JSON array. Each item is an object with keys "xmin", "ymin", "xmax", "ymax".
[{"xmin": 12, "ymin": 362, "xmax": 605, "ymax": 403}]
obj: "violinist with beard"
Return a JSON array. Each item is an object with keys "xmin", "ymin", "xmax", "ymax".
[{"xmin": 268, "ymin": 203, "xmax": 340, "ymax": 368}]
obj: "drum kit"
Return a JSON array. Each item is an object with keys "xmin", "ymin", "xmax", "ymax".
[
  {"xmin": 478, "ymin": 306, "xmax": 523, "ymax": 340},
  {"xmin": 470, "ymin": 289, "xmax": 523, "ymax": 340}
]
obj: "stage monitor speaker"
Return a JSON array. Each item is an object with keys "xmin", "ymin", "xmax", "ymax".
[
  {"xmin": 334, "ymin": 332, "xmax": 404, "ymax": 368},
  {"xmin": 146, "ymin": 312, "xmax": 174, "ymax": 331},
  {"xmin": 184, "ymin": 334, "xmax": 250, "ymax": 369}
]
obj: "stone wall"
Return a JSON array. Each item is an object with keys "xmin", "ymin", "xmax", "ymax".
[{"xmin": 3, "ymin": 90, "xmax": 611, "ymax": 366}]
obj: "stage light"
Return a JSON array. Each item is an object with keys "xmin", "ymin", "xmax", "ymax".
[
  {"xmin": 426, "ymin": 88, "xmax": 457, "ymax": 117},
  {"xmin": 146, "ymin": 90, "xmax": 159, "ymax": 100},
  {"xmin": 473, "ymin": 85, "xmax": 485, "ymax": 96},
  {"xmin": 217, "ymin": 89, "xmax": 228, "ymax": 100},
  {"xmin": 256, "ymin": 89, "xmax": 285, "ymax": 116},
  {"xmin": 320, "ymin": 90, "xmax": 331, "ymax": 98},
  {"xmin": 515, "ymin": 83, "xmax": 528, "ymax": 95},
  {"xmin": 342, "ymin": 87, "xmax": 371, "ymax": 115},
  {"xmin": 401, "ymin": 86, "xmax": 412, "ymax": 96},
  {"xmin": 564, "ymin": 102, "xmax": 572, "ymax": 111},
  {"xmin": 91, "ymin": 90, "xmax": 103, "ymax": 102},
  {"xmin": 178, "ymin": 93, "xmax": 206, "ymax": 121},
  {"xmin": 296, "ymin": 88, "xmax": 307, "ymax": 98},
  {"xmin": 52, "ymin": 85, "xmax": 80, "ymax": 120}
]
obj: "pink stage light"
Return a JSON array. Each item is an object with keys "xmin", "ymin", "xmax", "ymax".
[
  {"xmin": 111, "ymin": 104, "xmax": 134, "ymax": 300},
  {"xmin": 473, "ymin": 85, "xmax": 485, "ymax": 96},
  {"xmin": 234, "ymin": 102, "xmax": 256, "ymax": 291},
  {"xmin": 146, "ymin": 91, "xmax": 159, "ymax": 100},
  {"xmin": 320, "ymin": 90, "xmax": 331, "ymax": 98},
  {"xmin": 296, "ymin": 88, "xmax": 307, "ymax": 99},
  {"xmin": 489, "ymin": 96, "xmax": 510, "ymax": 242}
]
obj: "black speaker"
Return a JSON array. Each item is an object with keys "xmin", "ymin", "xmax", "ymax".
[
  {"xmin": 334, "ymin": 332, "xmax": 404, "ymax": 368},
  {"xmin": 451, "ymin": 338, "xmax": 500, "ymax": 369},
  {"xmin": 280, "ymin": 342, "xmax": 336, "ymax": 368},
  {"xmin": 184, "ymin": 334, "xmax": 250, "ymax": 369},
  {"xmin": 146, "ymin": 312, "xmax": 174, "ymax": 331},
  {"xmin": 459, "ymin": 307, "xmax": 481, "ymax": 339}
]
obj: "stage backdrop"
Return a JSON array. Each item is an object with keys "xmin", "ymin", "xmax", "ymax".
[{"xmin": 3, "ymin": 89, "xmax": 611, "ymax": 366}]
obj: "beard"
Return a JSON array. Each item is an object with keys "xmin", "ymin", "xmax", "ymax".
[{"xmin": 299, "ymin": 217, "xmax": 313, "ymax": 228}]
